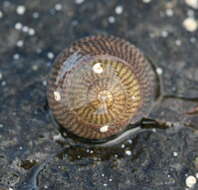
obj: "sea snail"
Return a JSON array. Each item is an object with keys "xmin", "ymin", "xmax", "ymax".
[{"xmin": 47, "ymin": 35, "xmax": 157, "ymax": 141}]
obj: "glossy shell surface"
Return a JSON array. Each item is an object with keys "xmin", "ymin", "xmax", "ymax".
[{"xmin": 47, "ymin": 35, "xmax": 156, "ymax": 140}]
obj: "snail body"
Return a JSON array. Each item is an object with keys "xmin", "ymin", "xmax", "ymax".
[{"xmin": 47, "ymin": 35, "xmax": 156, "ymax": 141}]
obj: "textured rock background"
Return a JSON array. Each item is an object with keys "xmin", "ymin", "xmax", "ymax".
[{"xmin": 0, "ymin": 0, "xmax": 198, "ymax": 189}]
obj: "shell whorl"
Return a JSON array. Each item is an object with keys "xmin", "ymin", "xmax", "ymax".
[{"xmin": 47, "ymin": 35, "xmax": 156, "ymax": 140}]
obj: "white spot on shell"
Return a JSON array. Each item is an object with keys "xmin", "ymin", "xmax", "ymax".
[
  {"xmin": 100, "ymin": 125, "xmax": 109, "ymax": 133},
  {"xmin": 185, "ymin": 175, "xmax": 197, "ymax": 188},
  {"xmin": 92, "ymin": 63, "xmax": 103, "ymax": 74},
  {"xmin": 132, "ymin": 96, "xmax": 136, "ymax": 100},
  {"xmin": 54, "ymin": 91, "xmax": 61, "ymax": 101},
  {"xmin": 183, "ymin": 17, "xmax": 198, "ymax": 32}
]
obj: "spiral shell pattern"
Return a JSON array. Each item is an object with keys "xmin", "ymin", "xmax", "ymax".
[{"xmin": 47, "ymin": 35, "xmax": 156, "ymax": 140}]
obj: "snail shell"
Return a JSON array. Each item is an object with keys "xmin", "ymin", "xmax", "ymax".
[{"xmin": 47, "ymin": 35, "xmax": 156, "ymax": 140}]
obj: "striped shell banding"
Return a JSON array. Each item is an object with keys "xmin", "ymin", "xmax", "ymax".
[{"xmin": 47, "ymin": 35, "xmax": 156, "ymax": 140}]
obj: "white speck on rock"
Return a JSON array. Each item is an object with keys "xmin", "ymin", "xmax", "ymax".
[
  {"xmin": 0, "ymin": 10, "xmax": 3, "ymax": 18},
  {"xmin": 190, "ymin": 37, "xmax": 196, "ymax": 43},
  {"xmin": 1, "ymin": 81, "xmax": 6, "ymax": 86},
  {"xmin": 183, "ymin": 17, "xmax": 198, "ymax": 32},
  {"xmin": 16, "ymin": 5, "xmax": 26, "ymax": 15},
  {"xmin": 28, "ymin": 28, "xmax": 35, "ymax": 36},
  {"xmin": 42, "ymin": 80, "xmax": 47, "ymax": 86},
  {"xmin": 13, "ymin": 53, "xmax": 20, "ymax": 60},
  {"xmin": 22, "ymin": 26, "xmax": 29, "ymax": 33},
  {"xmin": 53, "ymin": 134, "xmax": 63, "ymax": 141},
  {"xmin": 187, "ymin": 10, "xmax": 195, "ymax": 17},
  {"xmin": 32, "ymin": 65, "xmax": 38, "ymax": 71},
  {"xmin": 121, "ymin": 144, "xmax": 125, "ymax": 148},
  {"xmin": 185, "ymin": 0, "xmax": 198, "ymax": 9},
  {"xmin": 152, "ymin": 128, "xmax": 157, "ymax": 132},
  {"xmin": 142, "ymin": 0, "xmax": 152, "ymax": 3},
  {"xmin": 166, "ymin": 8, "xmax": 174, "ymax": 17},
  {"xmin": 161, "ymin": 30, "xmax": 168, "ymax": 37},
  {"xmin": 47, "ymin": 52, "xmax": 55, "ymax": 59},
  {"xmin": 115, "ymin": 5, "xmax": 123, "ymax": 15},
  {"xmin": 16, "ymin": 40, "xmax": 24, "ymax": 47},
  {"xmin": 75, "ymin": 0, "xmax": 84, "ymax": 4},
  {"xmin": 114, "ymin": 154, "xmax": 118, "ymax": 158},
  {"xmin": 175, "ymin": 40, "xmax": 182, "ymax": 46},
  {"xmin": 108, "ymin": 16, "xmax": 115, "ymax": 23},
  {"xmin": 173, "ymin": 152, "xmax": 178, "ymax": 157},
  {"xmin": 55, "ymin": 3, "xmax": 62, "ymax": 11},
  {"xmin": 15, "ymin": 22, "xmax": 23, "ymax": 30},
  {"xmin": 0, "ymin": 73, "xmax": 2, "ymax": 80},
  {"xmin": 125, "ymin": 150, "xmax": 132, "ymax": 156},
  {"xmin": 19, "ymin": 146, "xmax": 23, "ymax": 150},
  {"xmin": 32, "ymin": 12, "xmax": 39, "ymax": 19},
  {"xmin": 185, "ymin": 175, "xmax": 197, "ymax": 188},
  {"xmin": 156, "ymin": 67, "xmax": 163, "ymax": 75}
]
